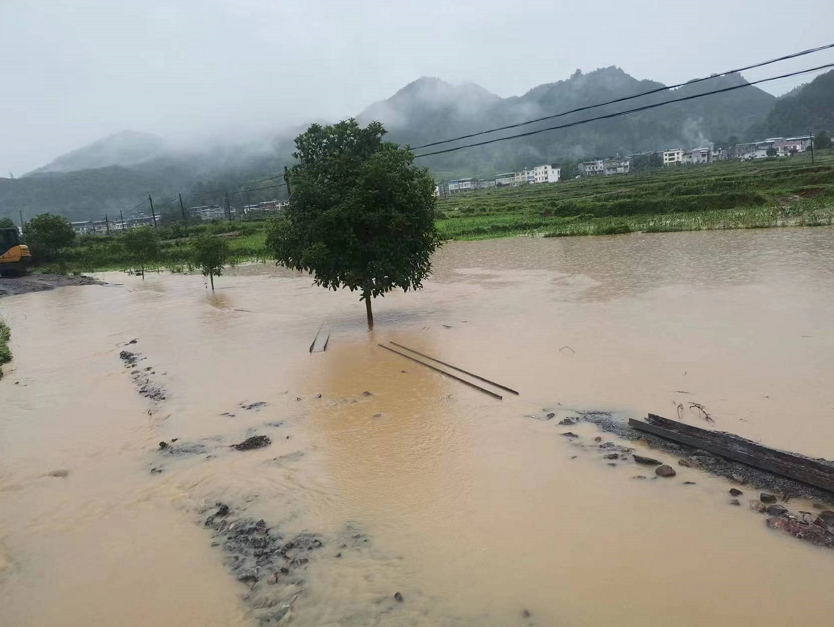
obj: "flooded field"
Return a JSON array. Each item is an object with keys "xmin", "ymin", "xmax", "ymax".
[{"xmin": 2, "ymin": 227, "xmax": 834, "ymax": 626}]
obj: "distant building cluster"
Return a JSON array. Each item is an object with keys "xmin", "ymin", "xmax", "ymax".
[
  {"xmin": 437, "ymin": 133, "xmax": 819, "ymax": 195},
  {"xmin": 443, "ymin": 163, "xmax": 561, "ymax": 195},
  {"xmin": 578, "ymin": 158, "xmax": 631, "ymax": 177},
  {"xmin": 71, "ymin": 213, "xmax": 157, "ymax": 235},
  {"xmin": 732, "ymin": 136, "xmax": 813, "ymax": 160},
  {"xmin": 242, "ymin": 199, "xmax": 288, "ymax": 215},
  {"xmin": 72, "ymin": 199, "xmax": 289, "ymax": 235}
]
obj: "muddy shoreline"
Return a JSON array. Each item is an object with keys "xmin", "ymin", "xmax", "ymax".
[{"xmin": 0, "ymin": 273, "xmax": 101, "ymax": 298}]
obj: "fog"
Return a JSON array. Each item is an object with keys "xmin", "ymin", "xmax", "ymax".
[{"xmin": 2, "ymin": 0, "xmax": 833, "ymax": 175}]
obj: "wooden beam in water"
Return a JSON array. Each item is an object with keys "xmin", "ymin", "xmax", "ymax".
[
  {"xmin": 310, "ymin": 324, "xmax": 331, "ymax": 353},
  {"xmin": 389, "ymin": 341, "xmax": 519, "ymax": 395},
  {"xmin": 630, "ymin": 414, "xmax": 834, "ymax": 494},
  {"xmin": 377, "ymin": 344, "xmax": 502, "ymax": 400}
]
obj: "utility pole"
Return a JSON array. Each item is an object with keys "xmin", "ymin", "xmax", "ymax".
[
  {"xmin": 224, "ymin": 193, "xmax": 231, "ymax": 222},
  {"xmin": 245, "ymin": 188, "xmax": 251, "ymax": 218},
  {"xmin": 120, "ymin": 210, "xmax": 125, "ymax": 230},
  {"xmin": 19, "ymin": 210, "xmax": 24, "ymax": 231},
  {"xmin": 809, "ymin": 130, "xmax": 815, "ymax": 164},
  {"xmin": 179, "ymin": 193, "xmax": 187, "ymax": 222},
  {"xmin": 105, "ymin": 214, "xmax": 111, "ymax": 235},
  {"xmin": 284, "ymin": 166, "xmax": 292, "ymax": 196},
  {"xmin": 148, "ymin": 195, "xmax": 157, "ymax": 228}
]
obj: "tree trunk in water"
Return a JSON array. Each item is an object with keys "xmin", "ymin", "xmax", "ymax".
[
  {"xmin": 364, "ymin": 292, "xmax": 374, "ymax": 330},
  {"xmin": 141, "ymin": 264, "xmax": 145, "ymax": 280},
  {"xmin": 210, "ymin": 273, "xmax": 214, "ymax": 290}
]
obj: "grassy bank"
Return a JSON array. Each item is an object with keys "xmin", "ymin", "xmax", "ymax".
[
  {"xmin": 37, "ymin": 219, "xmax": 271, "ymax": 275},
  {"xmin": 33, "ymin": 151, "xmax": 834, "ymax": 274},
  {"xmin": 436, "ymin": 152, "xmax": 834, "ymax": 239},
  {"xmin": 0, "ymin": 319, "xmax": 11, "ymax": 379}
]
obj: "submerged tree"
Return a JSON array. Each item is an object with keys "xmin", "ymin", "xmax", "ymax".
[
  {"xmin": 121, "ymin": 226, "xmax": 160, "ymax": 279},
  {"xmin": 266, "ymin": 119, "xmax": 440, "ymax": 330},
  {"xmin": 192, "ymin": 234, "xmax": 229, "ymax": 290}
]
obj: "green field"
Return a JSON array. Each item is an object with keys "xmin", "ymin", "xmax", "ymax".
[
  {"xmin": 34, "ymin": 151, "xmax": 834, "ymax": 274},
  {"xmin": 435, "ymin": 152, "xmax": 834, "ymax": 239}
]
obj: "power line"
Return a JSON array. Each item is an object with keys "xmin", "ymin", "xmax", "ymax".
[
  {"xmin": 413, "ymin": 63, "xmax": 834, "ymax": 159},
  {"xmin": 410, "ymin": 42, "xmax": 834, "ymax": 151},
  {"xmin": 229, "ymin": 182, "xmax": 286, "ymax": 196}
]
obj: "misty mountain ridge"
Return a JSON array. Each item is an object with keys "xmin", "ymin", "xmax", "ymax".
[
  {"xmin": 29, "ymin": 130, "xmax": 168, "ymax": 175},
  {"xmin": 3, "ymin": 67, "xmax": 832, "ymax": 224}
]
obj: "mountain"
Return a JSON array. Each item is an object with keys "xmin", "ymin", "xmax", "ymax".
[
  {"xmin": 360, "ymin": 68, "xmax": 776, "ymax": 176},
  {"xmin": 748, "ymin": 70, "xmax": 834, "ymax": 138},
  {"xmin": 1, "ymin": 67, "xmax": 790, "ymax": 223},
  {"xmin": 358, "ymin": 77, "xmax": 503, "ymax": 148},
  {"xmin": 29, "ymin": 130, "xmax": 167, "ymax": 175}
]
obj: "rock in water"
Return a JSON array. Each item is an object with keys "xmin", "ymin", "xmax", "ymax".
[
  {"xmin": 729, "ymin": 499, "xmax": 741, "ymax": 506},
  {"xmin": 768, "ymin": 516, "xmax": 834, "ymax": 549},
  {"xmin": 729, "ymin": 488, "xmax": 743, "ymax": 497},
  {"xmin": 394, "ymin": 592, "xmax": 404, "ymax": 602},
  {"xmin": 760, "ymin": 493, "xmax": 777, "ymax": 504},
  {"xmin": 656, "ymin": 465, "xmax": 676, "ymax": 477},
  {"xmin": 233, "ymin": 435, "xmax": 271, "ymax": 451},
  {"xmin": 633, "ymin": 454, "xmax": 662, "ymax": 466},
  {"xmin": 766, "ymin": 504, "xmax": 788, "ymax": 517},
  {"xmin": 815, "ymin": 511, "xmax": 834, "ymax": 533}
]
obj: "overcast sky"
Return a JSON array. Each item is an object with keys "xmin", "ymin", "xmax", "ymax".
[{"xmin": 2, "ymin": 0, "xmax": 833, "ymax": 175}]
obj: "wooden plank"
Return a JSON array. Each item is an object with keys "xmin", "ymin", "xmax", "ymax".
[
  {"xmin": 389, "ymin": 341, "xmax": 519, "ymax": 395},
  {"xmin": 647, "ymin": 413, "xmax": 834, "ymax": 476},
  {"xmin": 630, "ymin": 417, "xmax": 834, "ymax": 494},
  {"xmin": 377, "ymin": 344, "xmax": 502, "ymax": 400},
  {"xmin": 310, "ymin": 324, "xmax": 331, "ymax": 353}
]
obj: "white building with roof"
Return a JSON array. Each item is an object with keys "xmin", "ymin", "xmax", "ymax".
[
  {"xmin": 663, "ymin": 149, "xmax": 683, "ymax": 166},
  {"xmin": 532, "ymin": 164, "xmax": 560, "ymax": 183}
]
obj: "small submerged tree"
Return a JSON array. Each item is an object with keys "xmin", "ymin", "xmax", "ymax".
[
  {"xmin": 192, "ymin": 234, "xmax": 229, "ymax": 290},
  {"xmin": 121, "ymin": 226, "xmax": 160, "ymax": 279},
  {"xmin": 266, "ymin": 119, "xmax": 440, "ymax": 330}
]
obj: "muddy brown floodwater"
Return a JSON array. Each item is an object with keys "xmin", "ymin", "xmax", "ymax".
[{"xmin": 3, "ymin": 228, "xmax": 834, "ymax": 626}]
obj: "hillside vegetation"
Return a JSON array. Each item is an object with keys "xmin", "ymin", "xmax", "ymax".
[{"xmin": 435, "ymin": 152, "xmax": 834, "ymax": 239}]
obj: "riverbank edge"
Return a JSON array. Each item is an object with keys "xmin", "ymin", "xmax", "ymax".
[
  {"xmin": 32, "ymin": 208, "xmax": 834, "ymax": 274},
  {"xmin": 0, "ymin": 319, "xmax": 10, "ymax": 379}
]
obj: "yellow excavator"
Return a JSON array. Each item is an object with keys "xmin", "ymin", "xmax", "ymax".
[{"xmin": 0, "ymin": 228, "xmax": 32, "ymax": 276}]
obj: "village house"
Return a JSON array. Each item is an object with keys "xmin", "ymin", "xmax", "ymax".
[
  {"xmin": 663, "ymin": 149, "xmax": 683, "ymax": 166},
  {"xmin": 448, "ymin": 178, "xmax": 476, "ymax": 194},
  {"xmin": 687, "ymin": 147, "xmax": 712, "ymax": 164},
  {"xmin": 71, "ymin": 221, "xmax": 94, "ymax": 235},
  {"xmin": 579, "ymin": 160, "xmax": 605, "ymax": 176},
  {"xmin": 603, "ymin": 158, "xmax": 630, "ymax": 176},
  {"xmin": 532, "ymin": 164, "xmax": 561, "ymax": 183}
]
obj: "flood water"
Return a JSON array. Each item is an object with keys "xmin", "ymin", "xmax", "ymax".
[{"xmin": 2, "ymin": 228, "xmax": 834, "ymax": 626}]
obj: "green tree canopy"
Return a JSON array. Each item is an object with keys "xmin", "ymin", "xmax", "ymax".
[
  {"xmin": 815, "ymin": 130, "xmax": 832, "ymax": 150},
  {"xmin": 0, "ymin": 218, "xmax": 16, "ymax": 229},
  {"xmin": 266, "ymin": 119, "xmax": 440, "ymax": 329},
  {"xmin": 121, "ymin": 227, "xmax": 160, "ymax": 278},
  {"xmin": 22, "ymin": 213, "xmax": 75, "ymax": 261},
  {"xmin": 191, "ymin": 234, "xmax": 229, "ymax": 290}
]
